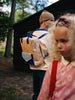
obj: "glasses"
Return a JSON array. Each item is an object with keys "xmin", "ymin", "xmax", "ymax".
[{"xmin": 56, "ymin": 17, "xmax": 70, "ymax": 27}]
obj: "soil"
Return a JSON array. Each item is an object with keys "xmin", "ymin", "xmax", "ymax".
[
  {"xmin": 0, "ymin": 56, "xmax": 13, "ymax": 70},
  {"xmin": 0, "ymin": 56, "xmax": 33, "ymax": 100}
]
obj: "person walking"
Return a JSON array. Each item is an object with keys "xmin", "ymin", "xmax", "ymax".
[{"xmin": 30, "ymin": 10, "xmax": 55, "ymax": 100}]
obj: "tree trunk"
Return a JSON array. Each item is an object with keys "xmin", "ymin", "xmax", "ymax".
[{"xmin": 4, "ymin": 0, "xmax": 16, "ymax": 57}]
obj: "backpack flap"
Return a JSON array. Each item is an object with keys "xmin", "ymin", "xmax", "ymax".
[
  {"xmin": 31, "ymin": 37, "xmax": 44, "ymax": 66},
  {"xmin": 20, "ymin": 37, "xmax": 33, "ymax": 54},
  {"xmin": 22, "ymin": 52, "xmax": 32, "ymax": 62},
  {"xmin": 22, "ymin": 52, "xmax": 34, "ymax": 65},
  {"xmin": 31, "ymin": 33, "xmax": 48, "ymax": 66}
]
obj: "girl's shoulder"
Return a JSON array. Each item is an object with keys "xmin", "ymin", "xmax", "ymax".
[{"xmin": 48, "ymin": 60, "xmax": 63, "ymax": 70}]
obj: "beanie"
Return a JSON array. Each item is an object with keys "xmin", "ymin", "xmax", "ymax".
[{"xmin": 39, "ymin": 10, "xmax": 54, "ymax": 24}]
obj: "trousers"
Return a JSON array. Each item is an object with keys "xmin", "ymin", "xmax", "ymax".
[{"xmin": 32, "ymin": 70, "xmax": 46, "ymax": 100}]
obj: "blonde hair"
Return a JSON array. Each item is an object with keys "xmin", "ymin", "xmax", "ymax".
[
  {"xmin": 54, "ymin": 13, "xmax": 75, "ymax": 61},
  {"xmin": 46, "ymin": 25, "xmax": 61, "ymax": 62},
  {"xmin": 47, "ymin": 13, "xmax": 75, "ymax": 62},
  {"xmin": 55, "ymin": 13, "xmax": 75, "ymax": 37}
]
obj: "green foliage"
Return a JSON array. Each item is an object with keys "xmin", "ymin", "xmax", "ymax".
[
  {"xmin": 0, "ymin": 50, "xmax": 5, "ymax": 56},
  {"xmin": 15, "ymin": 10, "xmax": 32, "ymax": 23},
  {"xmin": 0, "ymin": 37, "xmax": 13, "ymax": 56},
  {"xmin": 0, "ymin": 11, "xmax": 11, "ymax": 41},
  {"xmin": 15, "ymin": 0, "xmax": 33, "ymax": 22},
  {"xmin": 1, "ymin": 45, "xmax": 5, "ymax": 49},
  {"xmin": 15, "ymin": 0, "xmax": 49, "ymax": 22},
  {"xmin": 0, "ymin": 43, "xmax": 6, "ymax": 56},
  {"xmin": 16, "ymin": 0, "xmax": 30, "ymax": 10},
  {"xmin": 0, "ymin": 0, "xmax": 7, "ymax": 6},
  {"xmin": 32, "ymin": 0, "xmax": 49, "ymax": 12}
]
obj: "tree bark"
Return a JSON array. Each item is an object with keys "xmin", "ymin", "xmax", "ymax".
[{"xmin": 4, "ymin": 0, "xmax": 16, "ymax": 57}]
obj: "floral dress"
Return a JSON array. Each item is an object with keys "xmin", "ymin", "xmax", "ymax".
[{"xmin": 37, "ymin": 57, "xmax": 75, "ymax": 100}]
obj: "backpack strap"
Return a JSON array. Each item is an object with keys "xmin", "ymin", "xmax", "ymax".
[
  {"xmin": 26, "ymin": 32, "xmax": 37, "ymax": 44},
  {"xmin": 38, "ymin": 33, "xmax": 47, "ymax": 39},
  {"xmin": 49, "ymin": 61, "xmax": 58, "ymax": 98},
  {"xmin": 20, "ymin": 32, "xmax": 37, "ymax": 43},
  {"xmin": 26, "ymin": 32, "xmax": 47, "ymax": 44}
]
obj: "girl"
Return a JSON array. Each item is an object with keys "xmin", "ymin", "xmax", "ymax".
[{"xmin": 37, "ymin": 13, "xmax": 75, "ymax": 100}]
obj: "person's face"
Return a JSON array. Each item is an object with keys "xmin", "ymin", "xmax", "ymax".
[{"xmin": 54, "ymin": 27, "xmax": 73, "ymax": 59}]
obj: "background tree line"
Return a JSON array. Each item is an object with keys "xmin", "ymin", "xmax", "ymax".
[{"xmin": 0, "ymin": 0, "xmax": 49, "ymax": 57}]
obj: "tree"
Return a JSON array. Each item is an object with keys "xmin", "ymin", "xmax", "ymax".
[
  {"xmin": 0, "ymin": 0, "xmax": 10, "ymax": 41},
  {"xmin": 3, "ymin": 0, "xmax": 32, "ymax": 57},
  {"xmin": 0, "ymin": 10, "xmax": 10, "ymax": 41},
  {"xmin": 16, "ymin": 0, "xmax": 33, "ymax": 19},
  {"xmin": 32, "ymin": 0, "xmax": 49, "ymax": 12},
  {"xmin": 15, "ymin": 10, "xmax": 31, "ymax": 23},
  {"xmin": 4, "ymin": 0, "xmax": 16, "ymax": 57},
  {"xmin": 3, "ymin": 0, "xmax": 49, "ymax": 57}
]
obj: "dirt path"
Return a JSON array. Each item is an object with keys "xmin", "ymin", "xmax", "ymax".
[
  {"xmin": 0, "ymin": 56, "xmax": 33, "ymax": 100},
  {"xmin": 0, "ymin": 56, "xmax": 13, "ymax": 70}
]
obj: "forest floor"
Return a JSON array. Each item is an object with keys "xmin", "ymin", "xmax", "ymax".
[{"xmin": 0, "ymin": 56, "xmax": 33, "ymax": 100}]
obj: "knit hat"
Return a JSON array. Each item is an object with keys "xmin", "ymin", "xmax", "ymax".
[{"xmin": 39, "ymin": 10, "xmax": 54, "ymax": 24}]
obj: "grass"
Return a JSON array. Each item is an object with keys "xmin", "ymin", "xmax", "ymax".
[
  {"xmin": 0, "ymin": 42, "xmax": 13, "ymax": 57},
  {"xmin": 0, "ymin": 51, "xmax": 5, "ymax": 56},
  {"xmin": 0, "ymin": 46, "xmax": 5, "ymax": 56}
]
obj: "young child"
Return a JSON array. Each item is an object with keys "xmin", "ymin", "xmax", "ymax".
[{"xmin": 37, "ymin": 13, "xmax": 75, "ymax": 100}]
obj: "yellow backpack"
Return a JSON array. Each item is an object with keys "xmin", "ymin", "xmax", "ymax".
[{"xmin": 20, "ymin": 32, "xmax": 48, "ymax": 66}]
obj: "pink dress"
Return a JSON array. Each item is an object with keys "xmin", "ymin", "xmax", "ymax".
[{"xmin": 37, "ymin": 57, "xmax": 75, "ymax": 100}]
